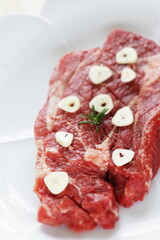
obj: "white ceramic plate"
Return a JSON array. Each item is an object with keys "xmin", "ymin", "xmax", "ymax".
[
  {"xmin": 0, "ymin": 14, "xmax": 68, "ymax": 240},
  {"xmin": 1, "ymin": 0, "xmax": 160, "ymax": 239}
]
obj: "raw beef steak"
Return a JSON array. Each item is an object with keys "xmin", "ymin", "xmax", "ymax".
[{"xmin": 34, "ymin": 30, "xmax": 160, "ymax": 232}]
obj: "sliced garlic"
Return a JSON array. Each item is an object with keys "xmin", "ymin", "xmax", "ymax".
[
  {"xmin": 116, "ymin": 47, "xmax": 138, "ymax": 64},
  {"xmin": 58, "ymin": 96, "xmax": 80, "ymax": 113},
  {"xmin": 44, "ymin": 172, "xmax": 69, "ymax": 194},
  {"xmin": 112, "ymin": 149, "xmax": 134, "ymax": 166},
  {"xmin": 55, "ymin": 131, "xmax": 73, "ymax": 147},
  {"xmin": 89, "ymin": 94, "xmax": 113, "ymax": 114},
  {"xmin": 121, "ymin": 67, "xmax": 136, "ymax": 83},
  {"xmin": 89, "ymin": 65, "xmax": 112, "ymax": 84},
  {"xmin": 112, "ymin": 106, "xmax": 134, "ymax": 127}
]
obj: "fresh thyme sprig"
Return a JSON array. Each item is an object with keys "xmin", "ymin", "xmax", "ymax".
[{"xmin": 78, "ymin": 105, "xmax": 108, "ymax": 132}]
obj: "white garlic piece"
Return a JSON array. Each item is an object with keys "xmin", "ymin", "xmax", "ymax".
[
  {"xmin": 121, "ymin": 67, "xmax": 136, "ymax": 83},
  {"xmin": 112, "ymin": 149, "xmax": 134, "ymax": 166},
  {"xmin": 89, "ymin": 94, "xmax": 114, "ymax": 114},
  {"xmin": 44, "ymin": 172, "xmax": 69, "ymax": 194},
  {"xmin": 55, "ymin": 131, "xmax": 73, "ymax": 147},
  {"xmin": 112, "ymin": 106, "xmax": 134, "ymax": 127},
  {"xmin": 89, "ymin": 65, "xmax": 112, "ymax": 84},
  {"xmin": 116, "ymin": 47, "xmax": 138, "ymax": 64},
  {"xmin": 58, "ymin": 96, "xmax": 80, "ymax": 113}
]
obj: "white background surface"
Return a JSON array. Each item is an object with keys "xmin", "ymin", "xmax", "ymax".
[
  {"xmin": 0, "ymin": 0, "xmax": 160, "ymax": 239},
  {"xmin": 0, "ymin": 0, "xmax": 45, "ymax": 15}
]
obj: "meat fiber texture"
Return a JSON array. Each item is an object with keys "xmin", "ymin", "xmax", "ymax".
[{"xmin": 34, "ymin": 30, "xmax": 160, "ymax": 232}]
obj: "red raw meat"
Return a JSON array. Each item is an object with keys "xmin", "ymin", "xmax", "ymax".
[{"xmin": 34, "ymin": 30, "xmax": 160, "ymax": 231}]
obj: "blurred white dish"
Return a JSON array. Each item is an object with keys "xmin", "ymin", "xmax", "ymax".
[
  {"xmin": 1, "ymin": 0, "xmax": 160, "ymax": 239},
  {"xmin": 0, "ymin": 14, "xmax": 67, "ymax": 140},
  {"xmin": 41, "ymin": 0, "xmax": 160, "ymax": 50}
]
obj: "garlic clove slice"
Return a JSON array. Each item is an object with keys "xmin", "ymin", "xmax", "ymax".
[
  {"xmin": 55, "ymin": 131, "xmax": 73, "ymax": 147},
  {"xmin": 58, "ymin": 96, "xmax": 80, "ymax": 113},
  {"xmin": 112, "ymin": 148, "xmax": 134, "ymax": 166},
  {"xmin": 112, "ymin": 106, "xmax": 134, "ymax": 127},
  {"xmin": 89, "ymin": 94, "xmax": 114, "ymax": 114},
  {"xmin": 116, "ymin": 47, "xmax": 138, "ymax": 64},
  {"xmin": 121, "ymin": 67, "xmax": 136, "ymax": 83},
  {"xmin": 89, "ymin": 65, "xmax": 112, "ymax": 84},
  {"xmin": 44, "ymin": 172, "xmax": 69, "ymax": 195}
]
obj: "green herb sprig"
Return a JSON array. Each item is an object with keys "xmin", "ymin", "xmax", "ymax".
[{"xmin": 78, "ymin": 105, "xmax": 108, "ymax": 132}]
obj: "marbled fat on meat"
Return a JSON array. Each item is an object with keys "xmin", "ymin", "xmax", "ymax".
[{"xmin": 34, "ymin": 30, "xmax": 160, "ymax": 231}]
